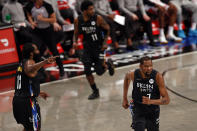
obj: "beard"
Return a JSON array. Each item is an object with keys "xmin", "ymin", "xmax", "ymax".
[
  {"xmin": 145, "ymin": 72, "xmax": 151, "ymax": 77},
  {"xmin": 86, "ymin": 12, "xmax": 94, "ymax": 18}
]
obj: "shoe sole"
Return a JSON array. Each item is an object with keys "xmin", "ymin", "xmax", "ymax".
[{"xmin": 88, "ymin": 96, "xmax": 100, "ymax": 100}]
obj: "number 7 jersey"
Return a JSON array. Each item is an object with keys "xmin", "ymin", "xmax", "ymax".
[{"xmin": 132, "ymin": 69, "xmax": 160, "ymax": 105}]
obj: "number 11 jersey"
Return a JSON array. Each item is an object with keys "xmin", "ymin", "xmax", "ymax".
[{"xmin": 78, "ymin": 14, "xmax": 104, "ymax": 51}]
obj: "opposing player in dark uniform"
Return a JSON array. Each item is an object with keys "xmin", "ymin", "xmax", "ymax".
[
  {"xmin": 122, "ymin": 56, "xmax": 170, "ymax": 131},
  {"xmin": 12, "ymin": 43, "xmax": 57, "ymax": 131},
  {"xmin": 72, "ymin": 0, "xmax": 115, "ymax": 100}
]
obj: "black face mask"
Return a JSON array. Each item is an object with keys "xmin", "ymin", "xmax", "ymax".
[{"xmin": 33, "ymin": 53, "xmax": 41, "ymax": 62}]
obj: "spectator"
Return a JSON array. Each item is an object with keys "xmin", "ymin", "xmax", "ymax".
[
  {"xmin": 109, "ymin": 0, "xmax": 119, "ymax": 11},
  {"xmin": 1, "ymin": 0, "xmax": 43, "ymax": 61},
  {"xmin": 58, "ymin": 0, "xmax": 78, "ymax": 23},
  {"xmin": 144, "ymin": 0, "xmax": 182, "ymax": 43},
  {"xmin": 94, "ymin": 0, "xmax": 121, "ymax": 53},
  {"xmin": 0, "ymin": 0, "xmax": 6, "ymax": 6},
  {"xmin": 44, "ymin": 0, "xmax": 69, "ymax": 49},
  {"xmin": 171, "ymin": 0, "xmax": 197, "ymax": 38},
  {"xmin": 193, "ymin": 0, "xmax": 197, "ymax": 4},
  {"xmin": 53, "ymin": 0, "xmax": 79, "ymax": 56},
  {"xmin": 26, "ymin": 0, "xmax": 65, "ymax": 76},
  {"xmin": 0, "ymin": 1, "xmax": 3, "ymax": 22},
  {"xmin": 18, "ymin": 0, "xmax": 29, "ymax": 6},
  {"xmin": 118, "ymin": 0, "xmax": 157, "ymax": 47},
  {"xmin": 2, "ymin": 0, "xmax": 30, "ymax": 26},
  {"xmin": 45, "ymin": 0, "xmax": 70, "ymax": 25}
]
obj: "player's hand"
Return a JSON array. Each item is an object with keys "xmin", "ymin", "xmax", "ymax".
[
  {"xmin": 101, "ymin": 44, "xmax": 107, "ymax": 51},
  {"xmin": 39, "ymin": 91, "xmax": 49, "ymax": 100},
  {"xmin": 69, "ymin": 48, "xmax": 76, "ymax": 56},
  {"xmin": 142, "ymin": 96, "xmax": 151, "ymax": 105},
  {"xmin": 69, "ymin": 42, "xmax": 78, "ymax": 56},
  {"xmin": 46, "ymin": 56, "xmax": 59, "ymax": 64},
  {"xmin": 122, "ymin": 99, "xmax": 129, "ymax": 109}
]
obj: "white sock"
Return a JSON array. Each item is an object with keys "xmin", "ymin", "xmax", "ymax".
[
  {"xmin": 168, "ymin": 26, "xmax": 174, "ymax": 36},
  {"xmin": 191, "ymin": 23, "xmax": 196, "ymax": 30},
  {"xmin": 159, "ymin": 28, "xmax": 165, "ymax": 38},
  {"xmin": 178, "ymin": 24, "xmax": 182, "ymax": 30}
]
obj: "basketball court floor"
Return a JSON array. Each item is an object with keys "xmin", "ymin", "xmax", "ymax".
[{"xmin": 0, "ymin": 51, "xmax": 197, "ymax": 131}]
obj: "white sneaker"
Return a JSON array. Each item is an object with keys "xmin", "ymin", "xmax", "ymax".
[
  {"xmin": 159, "ymin": 36, "xmax": 168, "ymax": 44},
  {"xmin": 167, "ymin": 34, "xmax": 182, "ymax": 42}
]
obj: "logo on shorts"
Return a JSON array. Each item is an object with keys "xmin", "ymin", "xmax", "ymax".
[
  {"xmin": 91, "ymin": 21, "xmax": 96, "ymax": 25},
  {"xmin": 149, "ymin": 79, "xmax": 154, "ymax": 84}
]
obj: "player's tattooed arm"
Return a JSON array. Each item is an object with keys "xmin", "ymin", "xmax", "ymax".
[
  {"xmin": 157, "ymin": 73, "xmax": 170, "ymax": 105},
  {"xmin": 97, "ymin": 15, "xmax": 110, "ymax": 50},
  {"xmin": 161, "ymin": 99, "xmax": 168, "ymax": 104},
  {"xmin": 146, "ymin": 73, "xmax": 170, "ymax": 105}
]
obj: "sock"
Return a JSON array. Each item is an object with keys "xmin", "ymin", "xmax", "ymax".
[
  {"xmin": 160, "ymin": 28, "xmax": 165, "ymax": 38},
  {"xmin": 178, "ymin": 24, "xmax": 182, "ymax": 30},
  {"xmin": 191, "ymin": 23, "xmax": 196, "ymax": 30},
  {"xmin": 167, "ymin": 26, "xmax": 174, "ymax": 36},
  {"xmin": 91, "ymin": 84, "xmax": 98, "ymax": 92}
]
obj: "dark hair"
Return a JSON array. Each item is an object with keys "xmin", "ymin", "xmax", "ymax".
[
  {"xmin": 140, "ymin": 56, "xmax": 152, "ymax": 65},
  {"xmin": 81, "ymin": 0, "xmax": 93, "ymax": 11},
  {"xmin": 22, "ymin": 43, "xmax": 34, "ymax": 59}
]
